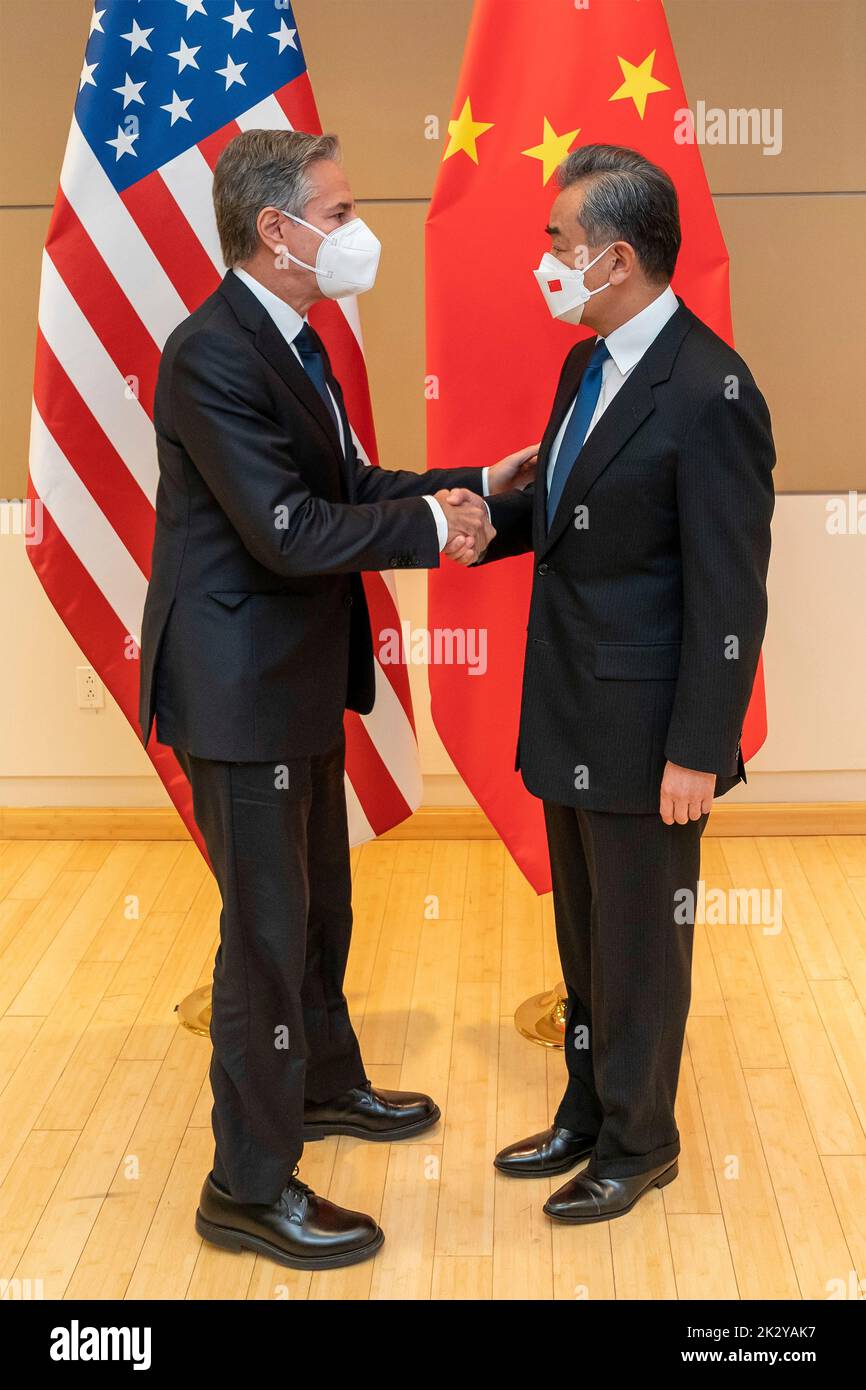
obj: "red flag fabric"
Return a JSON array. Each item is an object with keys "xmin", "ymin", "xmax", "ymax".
[{"xmin": 426, "ymin": 0, "xmax": 767, "ymax": 893}]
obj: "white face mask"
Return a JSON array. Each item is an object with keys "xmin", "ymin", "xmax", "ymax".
[
  {"xmin": 278, "ymin": 210, "xmax": 381, "ymax": 298},
  {"xmin": 533, "ymin": 243, "xmax": 615, "ymax": 324}
]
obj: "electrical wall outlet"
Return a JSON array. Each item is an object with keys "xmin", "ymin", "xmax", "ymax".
[{"xmin": 76, "ymin": 665, "xmax": 105, "ymax": 710}]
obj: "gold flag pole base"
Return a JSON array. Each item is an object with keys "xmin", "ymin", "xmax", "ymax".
[
  {"xmin": 177, "ymin": 985, "xmax": 212, "ymax": 1037},
  {"xmin": 514, "ymin": 980, "xmax": 567, "ymax": 1049},
  {"xmin": 180, "ymin": 981, "xmax": 566, "ymax": 1046}
]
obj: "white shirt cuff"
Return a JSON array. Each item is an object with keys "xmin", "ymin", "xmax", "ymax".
[
  {"xmin": 423, "ymin": 494, "xmax": 448, "ymax": 551},
  {"xmin": 482, "ymin": 466, "xmax": 490, "ymax": 496}
]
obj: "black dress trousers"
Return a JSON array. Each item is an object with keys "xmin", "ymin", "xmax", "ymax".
[
  {"xmin": 174, "ymin": 733, "xmax": 367, "ymax": 1204},
  {"xmin": 543, "ymin": 802, "xmax": 709, "ymax": 1179}
]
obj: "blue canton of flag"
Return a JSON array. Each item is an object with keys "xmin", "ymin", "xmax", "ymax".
[{"xmin": 76, "ymin": 0, "xmax": 307, "ymax": 191}]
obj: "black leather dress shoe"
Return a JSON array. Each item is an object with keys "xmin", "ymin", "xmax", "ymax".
[
  {"xmin": 303, "ymin": 1081, "xmax": 440, "ymax": 1141},
  {"xmin": 544, "ymin": 1157, "xmax": 679, "ymax": 1223},
  {"xmin": 494, "ymin": 1126, "xmax": 596, "ymax": 1178},
  {"xmin": 195, "ymin": 1172, "xmax": 383, "ymax": 1269}
]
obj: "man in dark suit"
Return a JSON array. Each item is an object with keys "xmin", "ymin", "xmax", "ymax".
[
  {"xmin": 449, "ymin": 145, "xmax": 775, "ymax": 1223},
  {"xmin": 139, "ymin": 128, "xmax": 533, "ymax": 1269}
]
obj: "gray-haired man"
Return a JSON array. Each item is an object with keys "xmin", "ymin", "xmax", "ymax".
[
  {"xmin": 139, "ymin": 129, "xmax": 534, "ymax": 1268},
  {"xmin": 450, "ymin": 145, "xmax": 775, "ymax": 1223}
]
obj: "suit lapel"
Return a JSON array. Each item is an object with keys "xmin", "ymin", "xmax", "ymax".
[
  {"xmin": 540, "ymin": 302, "xmax": 694, "ymax": 556},
  {"xmin": 217, "ymin": 272, "xmax": 345, "ymax": 470},
  {"xmin": 254, "ymin": 313, "xmax": 345, "ymax": 466},
  {"xmin": 541, "ymin": 367, "xmax": 655, "ymax": 553},
  {"xmin": 532, "ymin": 339, "xmax": 594, "ymax": 554}
]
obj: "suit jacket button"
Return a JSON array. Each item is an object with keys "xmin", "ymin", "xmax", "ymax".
[
  {"xmin": 537, "ymin": 562, "xmax": 549, "ymax": 575},
  {"xmin": 344, "ymin": 594, "xmax": 353, "ymax": 607}
]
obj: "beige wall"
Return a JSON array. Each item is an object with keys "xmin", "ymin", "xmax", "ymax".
[{"xmin": 1, "ymin": 0, "xmax": 864, "ymax": 805}]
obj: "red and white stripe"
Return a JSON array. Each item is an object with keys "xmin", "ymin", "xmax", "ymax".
[{"xmin": 27, "ymin": 73, "xmax": 421, "ymax": 850}]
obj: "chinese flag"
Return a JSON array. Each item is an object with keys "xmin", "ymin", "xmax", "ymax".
[{"xmin": 426, "ymin": 0, "xmax": 767, "ymax": 893}]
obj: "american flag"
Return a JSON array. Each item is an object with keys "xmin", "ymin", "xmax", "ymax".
[{"xmin": 26, "ymin": 0, "xmax": 422, "ymax": 853}]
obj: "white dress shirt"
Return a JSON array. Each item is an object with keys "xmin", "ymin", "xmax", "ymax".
[
  {"xmin": 231, "ymin": 267, "xmax": 481, "ymax": 550},
  {"xmin": 546, "ymin": 284, "xmax": 679, "ymax": 495}
]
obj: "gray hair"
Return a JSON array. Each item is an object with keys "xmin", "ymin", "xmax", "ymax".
[
  {"xmin": 213, "ymin": 128, "xmax": 341, "ymax": 267},
  {"xmin": 556, "ymin": 144, "xmax": 681, "ymax": 282}
]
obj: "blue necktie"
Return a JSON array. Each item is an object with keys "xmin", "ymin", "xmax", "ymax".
[
  {"xmin": 546, "ymin": 338, "xmax": 610, "ymax": 527},
  {"xmin": 294, "ymin": 322, "xmax": 342, "ymax": 442}
]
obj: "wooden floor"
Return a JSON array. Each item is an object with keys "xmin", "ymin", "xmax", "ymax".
[{"xmin": 0, "ymin": 832, "xmax": 864, "ymax": 1300}]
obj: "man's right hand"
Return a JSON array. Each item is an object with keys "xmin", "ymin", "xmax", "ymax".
[{"xmin": 435, "ymin": 488, "xmax": 496, "ymax": 565}]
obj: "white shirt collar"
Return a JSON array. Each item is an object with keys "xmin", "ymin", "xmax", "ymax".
[
  {"xmin": 231, "ymin": 267, "xmax": 306, "ymax": 345},
  {"xmin": 601, "ymin": 284, "xmax": 679, "ymax": 375}
]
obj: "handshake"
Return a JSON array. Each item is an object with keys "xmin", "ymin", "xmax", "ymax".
[{"xmin": 434, "ymin": 443, "xmax": 539, "ymax": 566}]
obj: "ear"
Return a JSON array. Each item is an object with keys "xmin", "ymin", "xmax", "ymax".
[
  {"xmin": 609, "ymin": 241, "xmax": 636, "ymax": 284},
  {"xmin": 256, "ymin": 205, "xmax": 286, "ymax": 253}
]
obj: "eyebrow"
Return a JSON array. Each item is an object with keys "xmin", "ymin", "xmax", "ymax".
[{"xmin": 544, "ymin": 224, "xmax": 559, "ymax": 236}]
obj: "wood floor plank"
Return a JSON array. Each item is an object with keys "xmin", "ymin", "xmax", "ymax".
[
  {"xmin": 85, "ymin": 842, "xmax": 185, "ymax": 964},
  {"xmin": 0, "ymin": 897, "xmax": 42, "ymax": 959},
  {"xmin": 0, "ymin": 842, "xmax": 44, "ymax": 901},
  {"xmin": 426, "ymin": 838, "xmax": 470, "ymax": 922},
  {"xmin": 0, "ymin": 961, "xmax": 117, "ymax": 1185},
  {"xmin": 344, "ymin": 839, "xmax": 397, "ymax": 1008},
  {"xmin": 369, "ymin": 1143, "xmax": 441, "ymax": 1300},
  {"xmin": 722, "ymin": 837, "xmax": 866, "ymax": 1155},
  {"xmin": 357, "ymin": 840, "xmax": 432, "ymax": 1065},
  {"xmin": 0, "ymin": 1015, "xmax": 43, "ymax": 1098},
  {"xmin": 665, "ymin": 1040, "xmax": 722, "ymax": 1216},
  {"xmin": 821, "ymin": 1156, "xmax": 866, "ymax": 1295},
  {"xmin": 458, "ymin": 841, "xmax": 504, "ymax": 986},
  {"xmin": 14, "ymin": 1058, "xmax": 161, "ymax": 1297},
  {"xmin": 667, "ymin": 1214, "xmax": 740, "ymax": 1299},
  {"xmin": 550, "ymin": 1214, "xmax": 615, "ymax": 1301},
  {"xmin": 64, "ymin": 842, "xmax": 114, "ymax": 872},
  {"xmin": 705, "ymin": 909, "xmax": 787, "ymax": 1071},
  {"xmin": 792, "ymin": 838, "xmax": 866, "ymax": 1007},
  {"xmin": 125, "ymin": 1127, "xmax": 214, "ymax": 1300},
  {"xmin": 686, "ymin": 1015, "xmax": 800, "ymax": 1299},
  {"xmin": 435, "ymin": 983, "xmax": 499, "ymax": 1257},
  {"xmin": 400, "ymin": 915, "xmax": 460, "ymax": 1129},
  {"xmin": 0, "ymin": 1129, "xmax": 79, "ymax": 1281},
  {"xmin": 755, "ymin": 837, "xmax": 846, "ymax": 982},
  {"xmin": 66, "ymin": 1025, "xmax": 211, "ymax": 1299},
  {"xmin": 500, "ymin": 852, "xmax": 545, "ymax": 1013},
  {"xmin": 3, "ymin": 831, "xmax": 862, "ymax": 1301},
  {"xmin": 10, "ymin": 843, "xmax": 150, "ymax": 1015},
  {"xmin": 151, "ymin": 843, "xmax": 209, "ymax": 914},
  {"xmin": 745, "ymin": 1067, "xmax": 855, "ymax": 1299},
  {"xmin": 0, "ymin": 871, "xmax": 94, "ymax": 1016},
  {"xmin": 103, "ymin": 912, "xmax": 187, "ymax": 1005},
  {"xmin": 119, "ymin": 877, "xmax": 220, "ymax": 1061},
  {"xmin": 36, "ymin": 993, "xmax": 144, "ymax": 1130},
  {"xmin": 3, "ymin": 841, "xmax": 79, "ymax": 901},
  {"xmin": 809, "ymin": 980, "xmax": 866, "ymax": 1143},
  {"xmin": 610, "ymin": 1188, "xmax": 677, "ymax": 1300},
  {"xmin": 828, "ymin": 836, "xmax": 866, "ymax": 879},
  {"xmin": 493, "ymin": 1018, "xmax": 553, "ymax": 1299}
]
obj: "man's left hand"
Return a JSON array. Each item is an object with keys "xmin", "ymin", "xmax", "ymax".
[
  {"xmin": 660, "ymin": 761, "xmax": 716, "ymax": 825},
  {"xmin": 486, "ymin": 443, "xmax": 540, "ymax": 495}
]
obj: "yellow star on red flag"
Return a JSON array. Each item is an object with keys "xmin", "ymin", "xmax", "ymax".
[
  {"xmin": 443, "ymin": 96, "xmax": 494, "ymax": 164},
  {"xmin": 521, "ymin": 118, "xmax": 581, "ymax": 185},
  {"xmin": 609, "ymin": 50, "xmax": 669, "ymax": 119}
]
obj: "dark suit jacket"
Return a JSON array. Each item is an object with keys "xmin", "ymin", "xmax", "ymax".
[
  {"xmin": 482, "ymin": 299, "xmax": 776, "ymax": 812},
  {"xmin": 139, "ymin": 270, "xmax": 482, "ymax": 761}
]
